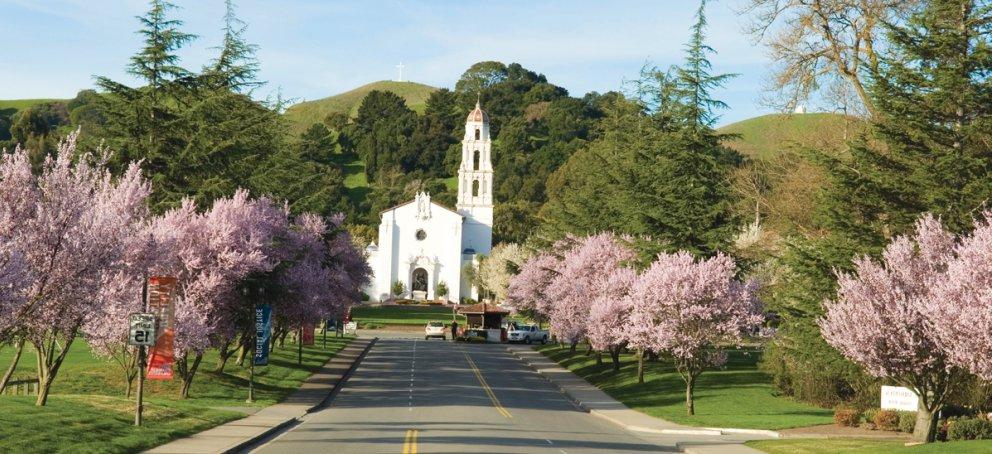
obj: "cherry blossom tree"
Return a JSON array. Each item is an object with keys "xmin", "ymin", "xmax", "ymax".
[
  {"xmin": 820, "ymin": 214, "xmax": 965, "ymax": 442},
  {"xmin": 146, "ymin": 191, "xmax": 286, "ymax": 397},
  {"xmin": 546, "ymin": 233, "xmax": 636, "ymax": 350},
  {"xmin": 506, "ymin": 251, "xmax": 562, "ymax": 324},
  {"xmin": 629, "ymin": 251, "xmax": 762, "ymax": 415},
  {"xmin": 587, "ymin": 267, "xmax": 638, "ymax": 370},
  {"xmin": 0, "ymin": 132, "xmax": 152, "ymax": 405},
  {"xmin": 929, "ymin": 212, "xmax": 992, "ymax": 381}
]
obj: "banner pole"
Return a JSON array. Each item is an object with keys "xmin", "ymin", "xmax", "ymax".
[
  {"xmin": 135, "ymin": 277, "xmax": 148, "ymax": 426},
  {"xmin": 247, "ymin": 303, "xmax": 255, "ymax": 404}
]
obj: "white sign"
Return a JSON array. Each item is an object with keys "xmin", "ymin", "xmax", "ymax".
[
  {"xmin": 344, "ymin": 321, "xmax": 358, "ymax": 334},
  {"xmin": 881, "ymin": 385, "xmax": 919, "ymax": 412},
  {"xmin": 128, "ymin": 313, "xmax": 156, "ymax": 346}
]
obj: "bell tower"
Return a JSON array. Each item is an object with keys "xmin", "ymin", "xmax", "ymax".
[{"xmin": 457, "ymin": 101, "xmax": 493, "ymax": 256}]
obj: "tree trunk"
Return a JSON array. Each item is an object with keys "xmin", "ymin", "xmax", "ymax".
[
  {"xmin": 569, "ymin": 341, "xmax": 578, "ymax": 353},
  {"xmin": 913, "ymin": 404, "xmax": 939, "ymax": 443},
  {"xmin": 297, "ymin": 326, "xmax": 303, "ymax": 365},
  {"xmin": 585, "ymin": 342, "xmax": 593, "ymax": 356},
  {"xmin": 0, "ymin": 337, "xmax": 25, "ymax": 392},
  {"xmin": 179, "ymin": 353, "xmax": 203, "ymax": 399},
  {"xmin": 236, "ymin": 340, "xmax": 249, "ymax": 367},
  {"xmin": 685, "ymin": 373, "xmax": 696, "ymax": 416},
  {"xmin": 35, "ymin": 333, "xmax": 76, "ymax": 406},
  {"xmin": 596, "ymin": 352, "xmax": 603, "ymax": 365},
  {"xmin": 609, "ymin": 345, "xmax": 622, "ymax": 372},
  {"xmin": 213, "ymin": 339, "xmax": 233, "ymax": 373},
  {"xmin": 637, "ymin": 349, "xmax": 645, "ymax": 384}
]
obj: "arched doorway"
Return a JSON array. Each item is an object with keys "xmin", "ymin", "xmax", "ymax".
[{"xmin": 411, "ymin": 268, "xmax": 428, "ymax": 293}]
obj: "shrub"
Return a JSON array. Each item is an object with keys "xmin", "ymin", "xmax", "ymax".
[
  {"xmin": 948, "ymin": 418, "xmax": 992, "ymax": 441},
  {"xmin": 391, "ymin": 280, "xmax": 405, "ymax": 297},
  {"xmin": 898, "ymin": 411, "xmax": 917, "ymax": 433},
  {"xmin": 874, "ymin": 410, "xmax": 900, "ymax": 431},
  {"xmin": 862, "ymin": 408, "xmax": 880, "ymax": 427},
  {"xmin": 834, "ymin": 407, "xmax": 861, "ymax": 427}
]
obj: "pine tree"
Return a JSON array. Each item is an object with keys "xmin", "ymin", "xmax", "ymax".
[
  {"xmin": 541, "ymin": 0, "xmax": 739, "ymax": 256},
  {"xmin": 765, "ymin": 0, "xmax": 992, "ymax": 406},
  {"xmin": 203, "ymin": 0, "xmax": 262, "ymax": 93}
]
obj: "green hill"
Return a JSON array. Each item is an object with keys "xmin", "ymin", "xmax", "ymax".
[
  {"xmin": 719, "ymin": 112, "xmax": 864, "ymax": 160},
  {"xmin": 283, "ymin": 80, "xmax": 437, "ymax": 135},
  {"xmin": 0, "ymin": 98, "xmax": 66, "ymax": 113}
]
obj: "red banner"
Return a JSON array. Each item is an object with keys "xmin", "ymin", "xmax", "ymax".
[
  {"xmin": 302, "ymin": 323, "xmax": 315, "ymax": 346},
  {"xmin": 146, "ymin": 276, "xmax": 177, "ymax": 380}
]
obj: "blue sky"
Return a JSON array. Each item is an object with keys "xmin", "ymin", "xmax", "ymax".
[{"xmin": 0, "ymin": 0, "xmax": 781, "ymax": 126}]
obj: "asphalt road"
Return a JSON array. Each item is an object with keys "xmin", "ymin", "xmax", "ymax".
[{"xmin": 251, "ymin": 337, "xmax": 677, "ymax": 453}]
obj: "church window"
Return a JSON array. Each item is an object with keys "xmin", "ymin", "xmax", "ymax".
[
  {"xmin": 415, "ymin": 229, "xmax": 426, "ymax": 241},
  {"xmin": 472, "ymin": 180, "xmax": 479, "ymax": 197},
  {"xmin": 475, "ymin": 128, "xmax": 480, "ymax": 140},
  {"xmin": 473, "ymin": 150, "xmax": 480, "ymax": 170}
]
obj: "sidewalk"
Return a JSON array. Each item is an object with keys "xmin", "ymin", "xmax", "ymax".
[
  {"xmin": 147, "ymin": 337, "xmax": 376, "ymax": 454},
  {"xmin": 506, "ymin": 345, "xmax": 772, "ymax": 454}
]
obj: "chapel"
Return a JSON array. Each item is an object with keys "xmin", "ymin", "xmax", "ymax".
[{"xmin": 363, "ymin": 102, "xmax": 494, "ymax": 302}]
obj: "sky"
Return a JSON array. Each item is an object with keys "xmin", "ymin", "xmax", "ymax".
[{"xmin": 0, "ymin": 0, "xmax": 784, "ymax": 126}]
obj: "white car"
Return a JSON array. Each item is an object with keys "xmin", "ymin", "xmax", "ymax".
[
  {"xmin": 425, "ymin": 321, "xmax": 446, "ymax": 340},
  {"xmin": 507, "ymin": 325, "xmax": 549, "ymax": 344}
]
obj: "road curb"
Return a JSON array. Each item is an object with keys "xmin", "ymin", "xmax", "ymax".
[
  {"xmin": 504, "ymin": 345, "xmax": 781, "ymax": 440},
  {"xmin": 308, "ymin": 337, "xmax": 378, "ymax": 413},
  {"xmin": 226, "ymin": 337, "xmax": 378, "ymax": 454}
]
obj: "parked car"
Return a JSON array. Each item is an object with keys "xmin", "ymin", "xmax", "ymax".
[
  {"xmin": 425, "ymin": 321, "xmax": 446, "ymax": 340},
  {"xmin": 507, "ymin": 325, "xmax": 548, "ymax": 344}
]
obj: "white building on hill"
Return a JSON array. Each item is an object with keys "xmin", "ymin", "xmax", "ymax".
[{"xmin": 364, "ymin": 102, "xmax": 494, "ymax": 302}]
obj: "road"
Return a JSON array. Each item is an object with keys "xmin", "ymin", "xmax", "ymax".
[{"xmin": 251, "ymin": 337, "xmax": 679, "ymax": 453}]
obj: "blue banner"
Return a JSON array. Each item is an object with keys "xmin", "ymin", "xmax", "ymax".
[{"xmin": 254, "ymin": 304, "xmax": 272, "ymax": 366}]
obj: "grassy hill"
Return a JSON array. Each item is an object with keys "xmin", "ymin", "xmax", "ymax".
[
  {"xmin": 719, "ymin": 112, "xmax": 864, "ymax": 160},
  {"xmin": 0, "ymin": 98, "xmax": 66, "ymax": 113},
  {"xmin": 283, "ymin": 80, "xmax": 437, "ymax": 135}
]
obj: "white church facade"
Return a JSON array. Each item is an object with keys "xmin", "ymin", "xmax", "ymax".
[{"xmin": 364, "ymin": 102, "xmax": 494, "ymax": 302}]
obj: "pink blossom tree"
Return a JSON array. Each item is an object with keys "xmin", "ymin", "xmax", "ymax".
[
  {"xmin": 820, "ymin": 214, "xmax": 965, "ymax": 442},
  {"xmin": 146, "ymin": 190, "xmax": 286, "ymax": 397},
  {"xmin": 586, "ymin": 267, "xmax": 638, "ymax": 370},
  {"xmin": 545, "ymin": 233, "xmax": 636, "ymax": 350},
  {"xmin": 930, "ymin": 212, "xmax": 992, "ymax": 382},
  {"xmin": 629, "ymin": 251, "xmax": 762, "ymax": 415},
  {"xmin": 507, "ymin": 251, "xmax": 562, "ymax": 325},
  {"xmin": 0, "ymin": 132, "xmax": 152, "ymax": 405}
]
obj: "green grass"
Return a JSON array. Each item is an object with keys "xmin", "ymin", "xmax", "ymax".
[
  {"xmin": 746, "ymin": 438, "xmax": 992, "ymax": 453},
  {"xmin": 537, "ymin": 345, "xmax": 833, "ymax": 430},
  {"xmin": 0, "ymin": 98, "xmax": 65, "ymax": 113},
  {"xmin": 351, "ymin": 304, "xmax": 465, "ymax": 326},
  {"xmin": 282, "ymin": 80, "xmax": 437, "ymax": 135},
  {"xmin": 718, "ymin": 112, "xmax": 863, "ymax": 160},
  {"xmin": 0, "ymin": 335, "xmax": 353, "ymax": 452}
]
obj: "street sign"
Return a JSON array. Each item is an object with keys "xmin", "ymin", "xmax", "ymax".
[{"xmin": 128, "ymin": 313, "xmax": 156, "ymax": 346}]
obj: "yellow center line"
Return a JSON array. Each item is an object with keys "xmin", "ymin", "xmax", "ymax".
[
  {"xmin": 402, "ymin": 429, "xmax": 418, "ymax": 454},
  {"xmin": 463, "ymin": 351, "xmax": 513, "ymax": 419}
]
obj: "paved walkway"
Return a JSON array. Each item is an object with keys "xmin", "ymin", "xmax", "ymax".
[
  {"xmin": 146, "ymin": 337, "xmax": 375, "ymax": 454},
  {"xmin": 505, "ymin": 345, "xmax": 771, "ymax": 454}
]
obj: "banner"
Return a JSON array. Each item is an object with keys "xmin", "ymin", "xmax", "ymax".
[
  {"xmin": 254, "ymin": 305, "xmax": 272, "ymax": 366},
  {"xmin": 146, "ymin": 276, "xmax": 177, "ymax": 380},
  {"xmin": 302, "ymin": 322, "xmax": 315, "ymax": 345}
]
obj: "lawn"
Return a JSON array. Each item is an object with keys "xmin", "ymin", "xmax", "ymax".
[
  {"xmin": 351, "ymin": 303, "xmax": 465, "ymax": 326},
  {"xmin": 0, "ymin": 334, "xmax": 353, "ymax": 453},
  {"xmin": 537, "ymin": 345, "xmax": 833, "ymax": 430},
  {"xmin": 747, "ymin": 438, "xmax": 992, "ymax": 453}
]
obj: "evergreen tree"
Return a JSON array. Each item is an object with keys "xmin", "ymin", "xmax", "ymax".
[
  {"xmin": 765, "ymin": 0, "xmax": 992, "ymax": 405},
  {"xmin": 540, "ymin": 1, "xmax": 740, "ymax": 255},
  {"xmin": 203, "ymin": 0, "xmax": 262, "ymax": 92}
]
